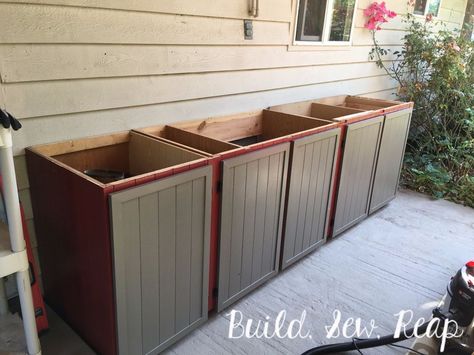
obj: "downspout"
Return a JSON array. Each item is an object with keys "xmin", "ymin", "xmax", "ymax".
[{"xmin": 249, "ymin": 0, "xmax": 259, "ymax": 17}]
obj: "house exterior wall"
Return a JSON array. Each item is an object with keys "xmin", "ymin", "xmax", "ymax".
[{"xmin": 0, "ymin": 0, "xmax": 467, "ymax": 289}]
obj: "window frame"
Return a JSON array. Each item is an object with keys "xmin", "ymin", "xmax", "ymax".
[
  {"xmin": 412, "ymin": 0, "xmax": 442, "ymax": 18},
  {"xmin": 293, "ymin": 0, "xmax": 358, "ymax": 46}
]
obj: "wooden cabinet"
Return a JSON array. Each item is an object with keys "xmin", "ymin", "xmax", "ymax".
[
  {"xmin": 269, "ymin": 95, "xmax": 414, "ymax": 238},
  {"xmin": 110, "ymin": 167, "xmax": 211, "ymax": 354},
  {"xmin": 138, "ymin": 109, "xmax": 341, "ymax": 310},
  {"xmin": 26, "ymin": 132, "xmax": 212, "ymax": 355},
  {"xmin": 26, "ymin": 95, "xmax": 411, "ymax": 354}
]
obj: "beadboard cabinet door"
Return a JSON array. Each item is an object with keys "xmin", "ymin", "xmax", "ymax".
[
  {"xmin": 217, "ymin": 143, "xmax": 289, "ymax": 312},
  {"xmin": 110, "ymin": 166, "xmax": 212, "ymax": 355},
  {"xmin": 282, "ymin": 129, "xmax": 340, "ymax": 269},
  {"xmin": 333, "ymin": 116, "xmax": 384, "ymax": 237},
  {"xmin": 369, "ymin": 110, "xmax": 412, "ymax": 214}
]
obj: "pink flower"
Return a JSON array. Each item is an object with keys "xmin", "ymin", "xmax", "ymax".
[
  {"xmin": 364, "ymin": 1, "xmax": 397, "ymax": 31},
  {"xmin": 448, "ymin": 42, "xmax": 461, "ymax": 52}
]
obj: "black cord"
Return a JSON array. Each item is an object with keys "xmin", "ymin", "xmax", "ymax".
[
  {"xmin": 387, "ymin": 343, "xmax": 426, "ymax": 355},
  {"xmin": 301, "ymin": 321, "xmax": 431, "ymax": 354},
  {"xmin": 352, "ymin": 338, "xmax": 364, "ymax": 355}
]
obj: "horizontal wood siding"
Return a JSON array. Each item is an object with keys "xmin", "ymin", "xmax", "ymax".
[{"xmin": 0, "ymin": 0, "xmax": 466, "ymax": 292}]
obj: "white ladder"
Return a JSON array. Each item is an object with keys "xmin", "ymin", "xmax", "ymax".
[{"xmin": 0, "ymin": 125, "xmax": 41, "ymax": 355}]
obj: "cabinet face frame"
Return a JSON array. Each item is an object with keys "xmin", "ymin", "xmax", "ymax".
[{"xmin": 110, "ymin": 166, "xmax": 212, "ymax": 355}]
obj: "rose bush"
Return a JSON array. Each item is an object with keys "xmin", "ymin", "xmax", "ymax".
[{"xmin": 366, "ymin": 7, "xmax": 474, "ymax": 207}]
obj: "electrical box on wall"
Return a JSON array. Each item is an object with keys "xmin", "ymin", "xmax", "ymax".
[{"xmin": 244, "ymin": 20, "xmax": 253, "ymax": 40}]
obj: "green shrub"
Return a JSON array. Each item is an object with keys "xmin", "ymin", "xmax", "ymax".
[{"xmin": 370, "ymin": 14, "xmax": 474, "ymax": 207}]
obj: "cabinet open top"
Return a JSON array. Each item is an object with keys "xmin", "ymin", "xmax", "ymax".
[
  {"xmin": 26, "ymin": 131, "xmax": 207, "ymax": 188},
  {"xmin": 316, "ymin": 95, "xmax": 413, "ymax": 113},
  {"xmin": 269, "ymin": 95, "xmax": 413, "ymax": 124},
  {"xmin": 168, "ymin": 109, "xmax": 340, "ymax": 151},
  {"xmin": 135, "ymin": 124, "xmax": 240, "ymax": 156}
]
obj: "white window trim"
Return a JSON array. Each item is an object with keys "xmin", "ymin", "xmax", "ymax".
[
  {"xmin": 413, "ymin": 0, "xmax": 443, "ymax": 18},
  {"xmin": 293, "ymin": 0, "xmax": 358, "ymax": 46}
]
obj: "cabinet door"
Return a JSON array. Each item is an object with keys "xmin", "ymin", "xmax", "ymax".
[
  {"xmin": 110, "ymin": 166, "xmax": 212, "ymax": 355},
  {"xmin": 333, "ymin": 116, "xmax": 384, "ymax": 237},
  {"xmin": 282, "ymin": 129, "xmax": 340, "ymax": 269},
  {"xmin": 217, "ymin": 143, "xmax": 289, "ymax": 312},
  {"xmin": 369, "ymin": 109, "xmax": 412, "ymax": 213}
]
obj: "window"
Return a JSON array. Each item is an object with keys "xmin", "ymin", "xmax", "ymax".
[
  {"xmin": 413, "ymin": 0, "xmax": 441, "ymax": 17},
  {"xmin": 295, "ymin": 0, "xmax": 357, "ymax": 43},
  {"xmin": 462, "ymin": 0, "xmax": 474, "ymax": 41}
]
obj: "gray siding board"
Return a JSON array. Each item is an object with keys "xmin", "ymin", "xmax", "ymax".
[
  {"xmin": 311, "ymin": 138, "xmax": 330, "ymax": 245},
  {"xmin": 262, "ymin": 153, "xmax": 281, "ymax": 275},
  {"xmin": 309, "ymin": 139, "xmax": 327, "ymax": 246},
  {"xmin": 270, "ymin": 152, "xmax": 286, "ymax": 272},
  {"xmin": 369, "ymin": 110, "xmax": 412, "ymax": 214},
  {"xmin": 281, "ymin": 129, "xmax": 340, "ymax": 269},
  {"xmin": 295, "ymin": 144, "xmax": 313, "ymax": 255},
  {"xmin": 217, "ymin": 143, "xmax": 289, "ymax": 312},
  {"xmin": 302, "ymin": 142, "xmax": 319, "ymax": 251},
  {"xmin": 217, "ymin": 164, "xmax": 234, "ymax": 304},
  {"xmin": 127, "ymin": 199, "xmax": 143, "ymax": 355},
  {"xmin": 110, "ymin": 166, "xmax": 212, "ymax": 354},
  {"xmin": 251, "ymin": 157, "xmax": 269, "ymax": 283},
  {"xmin": 228, "ymin": 164, "xmax": 246, "ymax": 298},
  {"xmin": 158, "ymin": 186, "xmax": 176, "ymax": 343},
  {"xmin": 175, "ymin": 181, "xmax": 193, "ymax": 332},
  {"xmin": 140, "ymin": 193, "xmax": 160, "ymax": 353},
  {"xmin": 190, "ymin": 178, "xmax": 206, "ymax": 323},
  {"xmin": 282, "ymin": 144, "xmax": 304, "ymax": 263},
  {"xmin": 241, "ymin": 160, "xmax": 258, "ymax": 290},
  {"xmin": 117, "ymin": 199, "xmax": 142, "ymax": 355},
  {"xmin": 347, "ymin": 130, "xmax": 363, "ymax": 225},
  {"xmin": 337, "ymin": 131, "xmax": 354, "ymax": 230},
  {"xmin": 333, "ymin": 116, "xmax": 383, "ymax": 237}
]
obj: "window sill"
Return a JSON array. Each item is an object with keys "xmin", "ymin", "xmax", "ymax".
[
  {"xmin": 287, "ymin": 42, "xmax": 353, "ymax": 52},
  {"xmin": 412, "ymin": 13, "xmax": 439, "ymax": 19}
]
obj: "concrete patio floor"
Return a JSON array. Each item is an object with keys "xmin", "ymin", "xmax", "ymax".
[{"xmin": 3, "ymin": 189, "xmax": 474, "ymax": 354}]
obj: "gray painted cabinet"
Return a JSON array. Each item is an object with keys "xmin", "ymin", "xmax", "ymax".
[
  {"xmin": 110, "ymin": 166, "xmax": 212, "ymax": 355},
  {"xmin": 282, "ymin": 129, "xmax": 340, "ymax": 269},
  {"xmin": 217, "ymin": 144, "xmax": 289, "ymax": 311},
  {"xmin": 333, "ymin": 116, "xmax": 384, "ymax": 236},
  {"xmin": 369, "ymin": 110, "xmax": 412, "ymax": 214}
]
